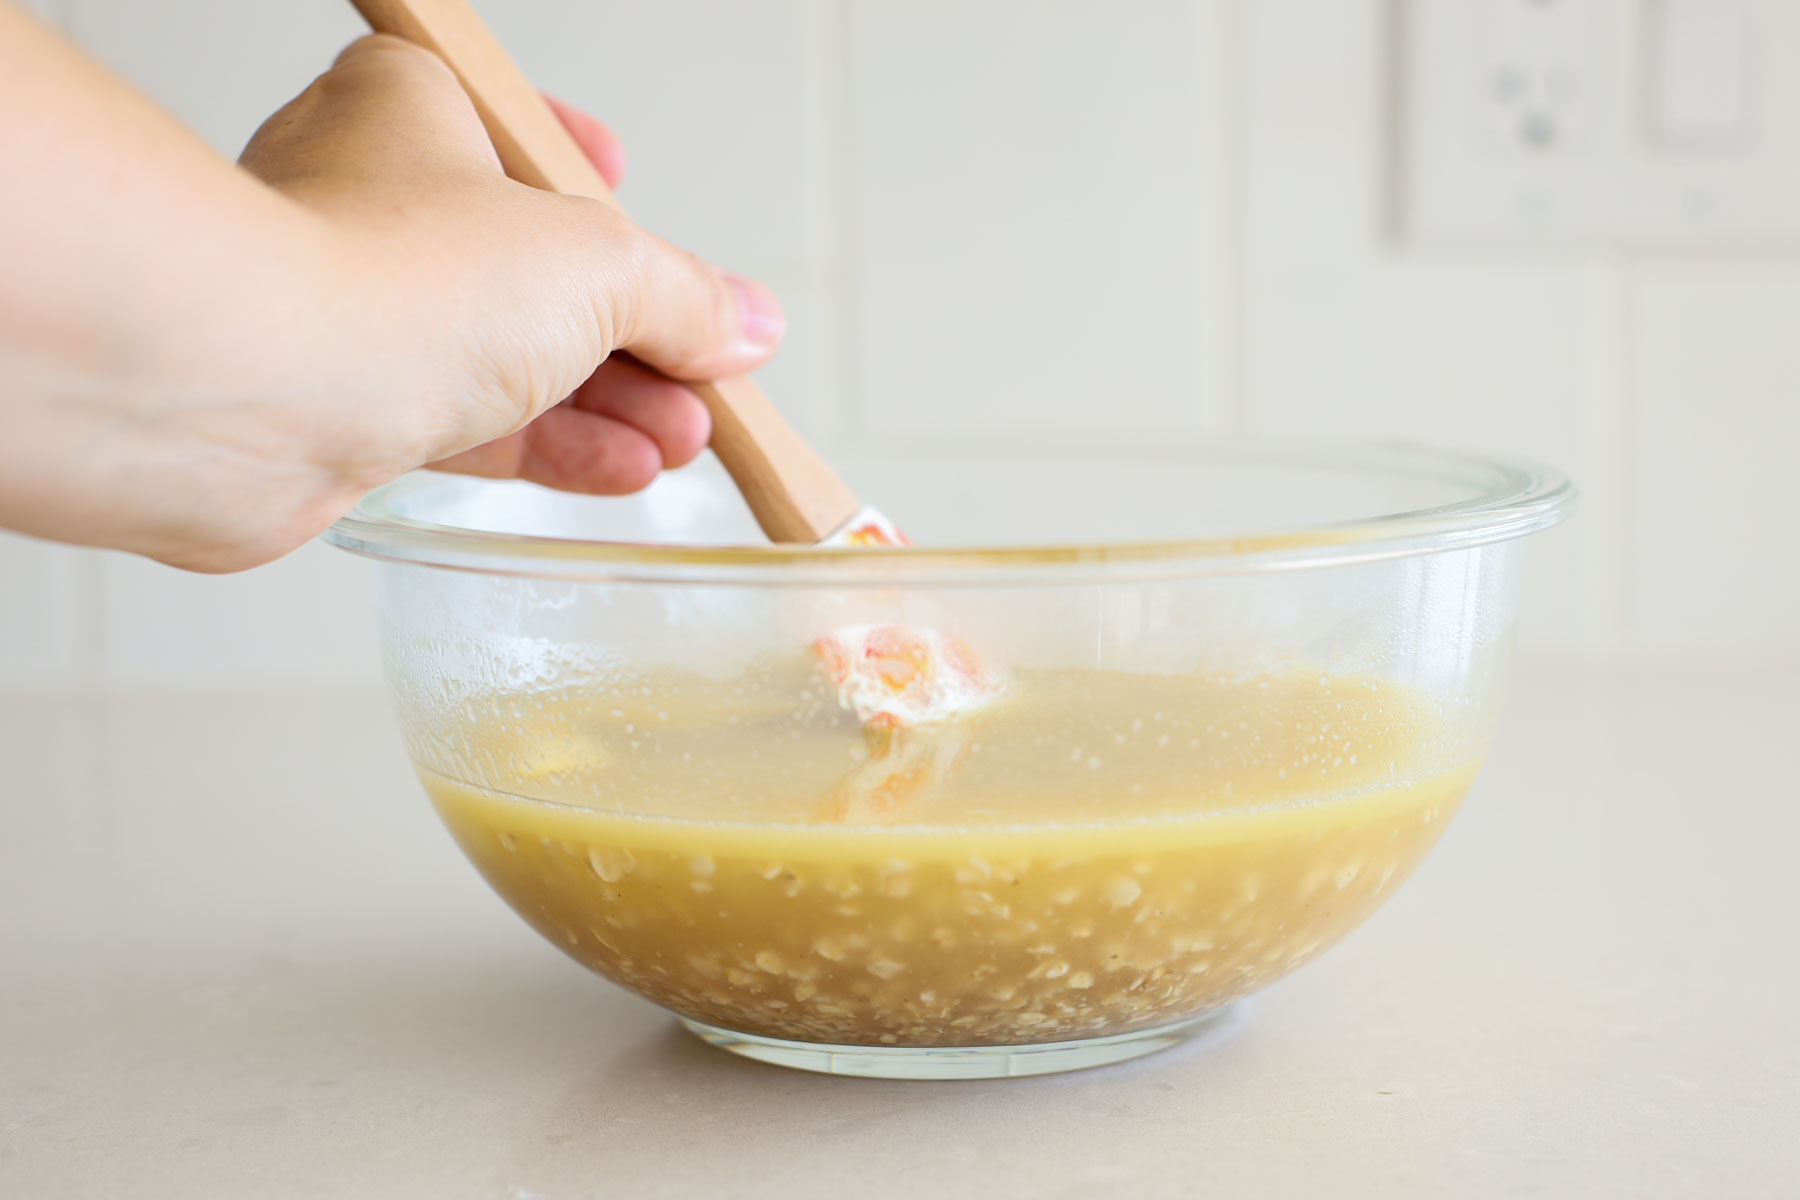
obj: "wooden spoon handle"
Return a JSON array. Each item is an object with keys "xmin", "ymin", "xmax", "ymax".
[{"xmin": 347, "ymin": 0, "xmax": 860, "ymax": 543}]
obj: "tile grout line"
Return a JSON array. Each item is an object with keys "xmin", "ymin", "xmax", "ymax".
[
  {"xmin": 1579, "ymin": 255, "xmax": 1634, "ymax": 666},
  {"xmin": 1212, "ymin": 0, "xmax": 1250, "ymax": 437},
  {"xmin": 70, "ymin": 548, "xmax": 106, "ymax": 692},
  {"xmin": 1610, "ymin": 259, "xmax": 1638, "ymax": 662},
  {"xmin": 800, "ymin": 0, "xmax": 857, "ymax": 448}
]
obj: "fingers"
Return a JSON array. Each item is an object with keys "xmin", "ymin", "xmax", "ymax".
[
  {"xmin": 429, "ymin": 356, "xmax": 711, "ymax": 492},
  {"xmin": 432, "ymin": 406, "xmax": 662, "ymax": 495},
  {"xmin": 611, "ymin": 230, "xmax": 786, "ymax": 381},
  {"xmin": 569, "ymin": 355, "xmax": 711, "ymax": 467},
  {"xmin": 545, "ymin": 94, "xmax": 625, "ymax": 190}
]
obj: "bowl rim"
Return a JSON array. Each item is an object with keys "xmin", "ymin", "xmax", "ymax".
[{"xmin": 322, "ymin": 437, "xmax": 1576, "ymax": 586}]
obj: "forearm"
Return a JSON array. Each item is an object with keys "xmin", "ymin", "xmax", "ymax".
[{"xmin": 0, "ymin": 3, "xmax": 368, "ymax": 568}]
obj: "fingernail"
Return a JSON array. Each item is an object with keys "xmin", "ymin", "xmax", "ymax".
[{"xmin": 721, "ymin": 271, "xmax": 786, "ymax": 348}]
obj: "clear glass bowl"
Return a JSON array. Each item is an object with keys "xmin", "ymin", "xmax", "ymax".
[{"xmin": 326, "ymin": 439, "xmax": 1573, "ymax": 1079}]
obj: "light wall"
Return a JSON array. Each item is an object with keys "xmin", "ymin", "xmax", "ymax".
[{"xmin": 3, "ymin": 0, "xmax": 1795, "ymax": 690}]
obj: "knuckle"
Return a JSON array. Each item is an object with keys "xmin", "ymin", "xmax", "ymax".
[
  {"xmin": 594, "ymin": 214, "xmax": 653, "ymax": 347},
  {"xmin": 335, "ymin": 33, "xmax": 439, "ymax": 74},
  {"xmin": 328, "ymin": 35, "xmax": 464, "ymax": 103}
]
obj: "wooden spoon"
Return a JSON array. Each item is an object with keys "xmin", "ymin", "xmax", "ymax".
[{"xmin": 348, "ymin": 0, "xmax": 884, "ymax": 547}]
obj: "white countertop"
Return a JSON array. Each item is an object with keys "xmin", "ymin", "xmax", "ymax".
[{"xmin": 2, "ymin": 670, "xmax": 1796, "ymax": 1199}]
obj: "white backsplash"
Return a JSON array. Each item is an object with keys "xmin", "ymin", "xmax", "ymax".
[{"xmin": 2, "ymin": 0, "xmax": 1794, "ymax": 688}]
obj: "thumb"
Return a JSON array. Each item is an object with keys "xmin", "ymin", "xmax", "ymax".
[
  {"xmin": 609, "ymin": 233, "xmax": 786, "ymax": 382},
  {"xmin": 245, "ymin": 33, "xmax": 785, "ymax": 384}
]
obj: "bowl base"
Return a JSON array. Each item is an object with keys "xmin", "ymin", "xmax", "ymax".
[{"xmin": 679, "ymin": 1004, "xmax": 1244, "ymax": 1080}]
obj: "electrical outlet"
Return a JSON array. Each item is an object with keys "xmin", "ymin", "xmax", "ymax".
[
  {"xmin": 1479, "ymin": 0, "xmax": 1598, "ymax": 159},
  {"xmin": 1396, "ymin": 0, "xmax": 1800, "ymax": 247}
]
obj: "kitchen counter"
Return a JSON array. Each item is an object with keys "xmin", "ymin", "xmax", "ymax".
[{"xmin": 2, "ymin": 670, "xmax": 1795, "ymax": 1199}]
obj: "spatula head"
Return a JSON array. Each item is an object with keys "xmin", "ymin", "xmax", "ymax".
[
  {"xmin": 812, "ymin": 623, "xmax": 999, "ymax": 731},
  {"xmin": 813, "ymin": 510, "xmax": 1005, "ymax": 733},
  {"xmin": 823, "ymin": 505, "xmax": 909, "ymax": 548}
]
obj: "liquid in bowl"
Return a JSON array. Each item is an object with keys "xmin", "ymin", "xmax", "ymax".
[{"xmin": 420, "ymin": 659, "xmax": 1475, "ymax": 1070}]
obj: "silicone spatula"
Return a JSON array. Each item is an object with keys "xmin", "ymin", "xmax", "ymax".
[
  {"xmin": 347, "ymin": 0, "xmax": 997, "ymax": 729},
  {"xmin": 347, "ymin": 0, "xmax": 889, "ymax": 547}
]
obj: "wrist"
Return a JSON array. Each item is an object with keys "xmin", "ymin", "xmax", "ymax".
[{"xmin": 0, "ymin": 192, "xmax": 389, "ymax": 570}]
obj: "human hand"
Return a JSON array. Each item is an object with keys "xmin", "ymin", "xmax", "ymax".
[
  {"xmin": 239, "ymin": 33, "xmax": 783, "ymax": 504},
  {"xmin": 0, "ymin": 10, "xmax": 783, "ymax": 572}
]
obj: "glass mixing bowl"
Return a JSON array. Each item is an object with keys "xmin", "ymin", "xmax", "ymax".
[{"xmin": 325, "ymin": 439, "xmax": 1573, "ymax": 1079}]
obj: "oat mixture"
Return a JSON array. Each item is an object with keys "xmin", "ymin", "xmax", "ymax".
[{"xmin": 420, "ymin": 665, "xmax": 1475, "ymax": 1046}]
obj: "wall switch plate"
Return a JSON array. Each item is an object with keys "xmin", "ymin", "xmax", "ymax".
[{"xmin": 1396, "ymin": 0, "xmax": 1800, "ymax": 247}]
